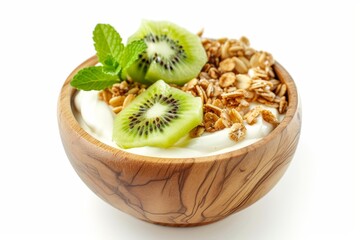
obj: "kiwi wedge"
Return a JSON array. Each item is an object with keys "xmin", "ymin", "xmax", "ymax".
[
  {"xmin": 126, "ymin": 20, "xmax": 207, "ymax": 85},
  {"xmin": 113, "ymin": 80, "xmax": 203, "ymax": 148}
]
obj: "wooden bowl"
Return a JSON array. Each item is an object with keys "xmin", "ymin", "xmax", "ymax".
[{"xmin": 57, "ymin": 56, "xmax": 301, "ymax": 227}]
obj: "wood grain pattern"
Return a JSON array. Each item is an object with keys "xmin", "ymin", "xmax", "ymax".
[{"xmin": 57, "ymin": 56, "xmax": 301, "ymax": 226}]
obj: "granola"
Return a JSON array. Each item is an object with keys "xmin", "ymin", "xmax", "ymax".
[{"xmin": 99, "ymin": 35, "xmax": 288, "ymax": 142}]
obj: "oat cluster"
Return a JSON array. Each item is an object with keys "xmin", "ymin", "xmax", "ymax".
[{"xmin": 98, "ymin": 35, "xmax": 288, "ymax": 142}]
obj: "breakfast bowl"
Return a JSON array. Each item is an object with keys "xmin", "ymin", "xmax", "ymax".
[{"xmin": 57, "ymin": 54, "xmax": 301, "ymax": 227}]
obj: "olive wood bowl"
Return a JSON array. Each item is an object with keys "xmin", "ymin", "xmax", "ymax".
[{"xmin": 57, "ymin": 55, "xmax": 301, "ymax": 227}]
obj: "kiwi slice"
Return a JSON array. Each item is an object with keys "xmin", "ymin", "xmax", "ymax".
[
  {"xmin": 126, "ymin": 20, "xmax": 207, "ymax": 85},
  {"xmin": 113, "ymin": 80, "xmax": 203, "ymax": 148}
]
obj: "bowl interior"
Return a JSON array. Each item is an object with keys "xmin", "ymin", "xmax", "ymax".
[{"xmin": 61, "ymin": 55, "xmax": 299, "ymax": 164}]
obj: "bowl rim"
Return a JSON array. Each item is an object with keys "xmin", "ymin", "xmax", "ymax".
[{"xmin": 58, "ymin": 55, "xmax": 299, "ymax": 165}]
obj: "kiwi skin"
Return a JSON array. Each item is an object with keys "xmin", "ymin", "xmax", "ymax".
[
  {"xmin": 126, "ymin": 20, "xmax": 208, "ymax": 85},
  {"xmin": 112, "ymin": 80, "xmax": 203, "ymax": 148}
]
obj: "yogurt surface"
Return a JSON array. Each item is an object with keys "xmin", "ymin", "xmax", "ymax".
[{"xmin": 74, "ymin": 90, "xmax": 282, "ymax": 158}]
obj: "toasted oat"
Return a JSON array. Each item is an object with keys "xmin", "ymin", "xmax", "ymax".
[
  {"xmin": 208, "ymin": 67, "xmax": 220, "ymax": 79},
  {"xmin": 219, "ymin": 72, "xmax": 236, "ymax": 87},
  {"xmin": 214, "ymin": 118, "xmax": 226, "ymax": 130},
  {"xmin": 269, "ymin": 79, "xmax": 281, "ymax": 91},
  {"xmin": 249, "ymin": 68, "xmax": 269, "ymax": 80},
  {"xmin": 212, "ymin": 85, "xmax": 223, "ymax": 97},
  {"xmin": 229, "ymin": 108, "xmax": 243, "ymax": 123},
  {"xmin": 212, "ymin": 99, "xmax": 224, "ymax": 108},
  {"xmin": 229, "ymin": 45, "xmax": 243, "ymax": 54},
  {"xmin": 276, "ymin": 83, "xmax": 287, "ymax": 97},
  {"xmin": 189, "ymin": 125, "xmax": 205, "ymax": 137},
  {"xmin": 250, "ymin": 79, "xmax": 272, "ymax": 90},
  {"xmin": 260, "ymin": 91, "xmax": 276, "ymax": 102},
  {"xmin": 198, "ymin": 78, "xmax": 210, "ymax": 89},
  {"xmin": 204, "ymin": 112, "xmax": 219, "ymax": 122},
  {"xmin": 257, "ymin": 97, "xmax": 280, "ymax": 108},
  {"xmin": 279, "ymin": 96, "xmax": 288, "ymax": 114},
  {"xmin": 244, "ymin": 106, "xmax": 262, "ymax": 125},
  {"xmin": 204, "ymin": 103, "xmax": 223, "ymax": 114},
  {"xmin": 184, "ymin": 78, "xmax": 198, "ymax": 91},
  {"xmin": 233, "ymin": 57, "xmax": 249, "ymax": 74},
  {"xmin": 229, "ymin": 123, "xmax": 246, "ymax": 142},
  {"xmin": 240, "ymin": 36, "xmax": 250, "ymax": 47},
  {"xmin": 195, "ymin": 85, "xmax": 207, "ymax": 104},
  {"xmin": 206, "ymin": 82, "xmax": 214, "ymax": 97},
  {"xmin": 219, "ymin": 58, "xmax": 235, "ymax": 72},
  {"xmin": 235, "ymin": 74, "xmax": 252, "ymax": 89},
  {"xmin": 221, "ymin": 91, "xmax": 244, "ymax": 99},
  {"xmin": 220, "ymin": 110, "xmax": 232, "ymax": 128},
  {"xmin": 220, "ymin": 40, "xmax": 231, "ymax": 59},
  {"xmin": 197, "ymin": 28, "xmax": 204, "ymax": 37},
  {"xmin": 261, "ymin": 109, "xmax": 279, "ymax": 127},
  {"xmin": 250, "ymin": 51, "xmax": 274, "ymax": 69}
]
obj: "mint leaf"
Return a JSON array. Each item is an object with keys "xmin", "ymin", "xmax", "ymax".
[
  {"xmin": 71, "ymin": 66, "xmax": 119, "ymax": 91},
  {"xmin": 119, "ymin": 39, "xmax": 147, "ymax": 72},
  {"xmin": 93, "ymin": 24, "xmax": 124, "ymax": 66},
  {"xmin": 102, "ymin": 55, "xmax": 120, "ymax": 74}
]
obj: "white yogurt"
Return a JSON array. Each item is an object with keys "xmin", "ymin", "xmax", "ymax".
[{"xmin": 74, "ymin": 90, "xmax": 282, "ymax": 158}]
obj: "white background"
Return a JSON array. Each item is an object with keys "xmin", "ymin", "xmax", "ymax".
[{"xmin": 0, "ymin": 0, "xmax": 359, "ymax": 239}]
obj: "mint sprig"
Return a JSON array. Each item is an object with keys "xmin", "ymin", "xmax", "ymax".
[{"xmin": 71, "ymin": 24, "xmax": 147, "ymax": 91}]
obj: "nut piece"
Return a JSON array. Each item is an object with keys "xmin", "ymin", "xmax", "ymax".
[
  {"xmin": 99, "ymin": 89, "xmax": 113, "ymax": 104},
  {"xmin": 109, "ymin": 95, "xmax": 125, "ymax": 107},
  {"xmin": 122, "ymin": 94, "xmax": 135, "ymax": 108},
  {"xmin": 118, "ymin": 81, "xmax": 129, "ymax": 90},
  {"xmin": 127, "ymin": 87, "xmax": 139, "ymax": 95},
  {"xmin": 229, "ymin": 123, "xmax": 246, "ymax": 142},
  {"xmin": 112, "ymin": 106, "xmax": 123, "ymax": 114}
]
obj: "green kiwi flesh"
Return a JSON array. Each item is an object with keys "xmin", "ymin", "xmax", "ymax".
[
  {"xmin": 112, "ymin": 80, "xmax": 203, "ymax": 148},
  {"xmin": 126, "ymin": 20, "xmax": 207, "ymax": 85}
]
